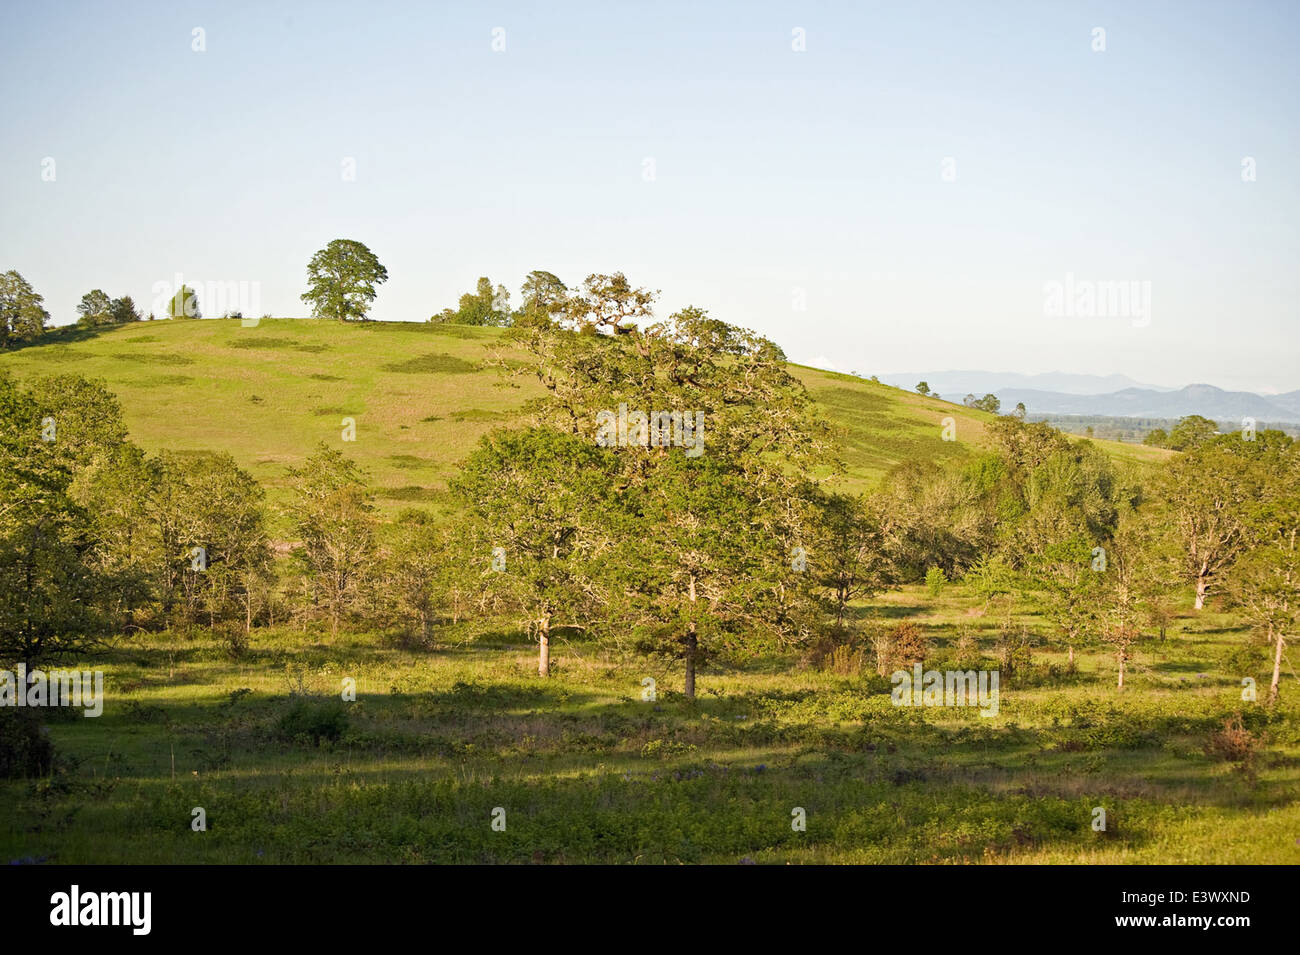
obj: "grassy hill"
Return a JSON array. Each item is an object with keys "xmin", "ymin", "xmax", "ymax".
[{"xmin": 0, "ymin": 318, "xmax": 1171, "ymax": 511}]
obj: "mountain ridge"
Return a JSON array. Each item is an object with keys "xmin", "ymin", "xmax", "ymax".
[
  {"xmin": 996, "ymin": 383, "xmax": 1300, "ymax": 425},
  {"xmin": 862, "ymin": 370, "xmax": 1300, "ymax": 424}
]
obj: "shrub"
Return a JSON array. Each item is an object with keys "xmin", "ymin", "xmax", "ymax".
[
  {"xmin": 871, "ymin": 621, "xmax": 929, "ymax": 675},
  {"xmin": 0, "ymin": 709, "xmax": 55, "ymax": 779},
  {"xmin": 953, "ymin": 630, "xmax": 983, "ymax": 670},
  {"xmin": 995, "ymin": 629, "xmax": 1034, "ymax": 677},
  {"xmin": 889, "ymin": 622, "xmax": 928, "ymax": 667},
  {"xmin": 277, "ymin": 699, "xmax": 349, "ymax": 745},
  {"xmin": 806, "ymin": 629, "xmax": 868, "ymax": 675},
  {"xmin": 925, "ymin": 567, "xmax": 947, "ymax": 598},
  {"xmin": 824, "ymin": 644, "xmax": 868, "ymax": 676},
  {"xmin": 1220, "ymin": 644, "xmax": 1266, "ymax": 678},
  {"xmin": 862, "ymin": 672, "xmax": 894, "ymax": 695},
  {"xmin": 216, "ymin": 622, "xmax": 249, "ymax": 660},
  {"xmin": 1205, "ymin": 713, "xmax": 1258, "ymax": 770},
  {"xmin": 640, "ymin": 739, "xmax": 697, "ymax": 759}
]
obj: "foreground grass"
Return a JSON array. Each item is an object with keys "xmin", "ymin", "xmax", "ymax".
[{"xmin": 4, "ymin": 586, "xmax": 1296, "ymax": 864}]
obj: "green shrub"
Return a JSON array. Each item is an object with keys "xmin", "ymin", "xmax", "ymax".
[
  {"xmin": 640, "ymin": 738, "xmax": 697, "ymax": 760},
  {"xmin": 1220, "ymin": 643, "xmax": 1267, "ymax": 678},
  {"xmin": 925, "ymin": 567, "xmax": 947, "ymax": 597},
  {"xmin": 277, "ymin": 699, "xmax": 349, "ymax": 745}
]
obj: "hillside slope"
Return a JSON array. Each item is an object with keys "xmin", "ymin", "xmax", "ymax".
[{"xmin": 0, "ymin": 318, "xmax": 1170, "ymax": 508}]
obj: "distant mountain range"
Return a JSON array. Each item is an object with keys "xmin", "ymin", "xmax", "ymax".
[
  {"xmin": 875, "ymin": 370, "xmax": 1175, "ymax": 396},
  {"xmin": 996, "ymin": 384, "xmax": 1300, "ymax": 425},
  {"xmin": 871, "ymin": 372, "xmax": 1300, "ymax": 426}
]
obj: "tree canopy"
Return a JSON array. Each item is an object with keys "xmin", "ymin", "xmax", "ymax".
[
  {"xmin": 0, "ymin": 271, "xmax": 49, "ymax": 348},
  {"xmin": 301, "ymin": 239, "xmax": 389, "ymax": 321}
]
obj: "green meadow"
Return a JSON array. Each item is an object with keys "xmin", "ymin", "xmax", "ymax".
[{"xmin": 2, "ymin": 586, "xmax": 1294, "ymax": 864}]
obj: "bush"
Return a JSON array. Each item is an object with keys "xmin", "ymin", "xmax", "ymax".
[
  {"xmin": 1205, "ymin": 713, "xmax": 1258, "ymax": 769},
  {"xmin": 277, "ymin": 699, "xmax": 349, "ymax": 745},
  {"xmin": 891, "ymin": 622, "xmax": 928, "ymax": 667},
  {"xmin": 953, "ymin": 630, "xmax": 983, "ymax": 670},
  {"xmin": 216, "ymin": 622, "xmax": 249, "ymax": 660},
  {"xmin": 862, "ymin": 672, "xmax": 894, "ymax": 695},
  {"xmin": 925, "ymin": 567, "xmax": 947, "ymax": 597},
  {"xmin": 0, "ymin": 709, "xmax": 55, "ymax": 779},
  {"xmin": 806, "ymin": 629, "xmax": 868, "ymax": 675},
  {"xmin": 823, "ymin": 644, "xmax": 868, "ymax": 675},
  {"xmin": 871, "ymin": 621, "xmax": 929, "ymax": 675},
  {"xmin": 640, "ymin": 738, "xmax": 697, "ymax": 760},
  {"xmin": 995, "ymin": 629, "xmax": 1034, "ymax": 677},
  {"xmin": 1220, "ymin": 644, "xmax": 1266, "ymax": 678}
]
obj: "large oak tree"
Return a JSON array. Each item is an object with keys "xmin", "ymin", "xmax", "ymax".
[{"xmin": 301, "ymin": 239, "xmax": 389, "ymax": 321}]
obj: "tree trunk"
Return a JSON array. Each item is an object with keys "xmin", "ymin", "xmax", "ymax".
[
  {"xmin": 684, "ymin": 575, "xmax": 698, "ymax": 699},
  {"xmin": 538, "ymin": 616, "xmax": 550, "ymax": 678},
  {"xmin": 1117, "ymin": 649, "xmax": 1125, "ymax": 690},
  {"xmin": 1068, "ymin": 645, "xmax": 1074, "ymax": 667},
  {"xmin": 1270, "ymin": 630, "xmax": 1284, "ymax": 704},
  {"xmin": 1194, "ymin": 571, "xmax": 1209, "ymax": 610},
  {"xmin": 684, "ymin": 624, "xmax": 697, "ymax": 700}
]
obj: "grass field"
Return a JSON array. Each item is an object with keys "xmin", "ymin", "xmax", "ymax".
[{"xmin": 2, "ymin": 584, "xmax": 1295, "ymax": 865}]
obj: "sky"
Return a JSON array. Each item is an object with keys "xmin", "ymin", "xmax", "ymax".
[{"xmin": 2, "ymin": 0, "xmax": 1297, "ymax": 393}]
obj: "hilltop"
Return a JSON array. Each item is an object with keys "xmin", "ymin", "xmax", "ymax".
[{"xmin": 0, "ymin": 318, "xmax": 1170, "ymax": 510}]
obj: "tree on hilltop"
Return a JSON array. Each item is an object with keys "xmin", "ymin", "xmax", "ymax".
[{"xmin": 302, "ymin": 239, "xmax": 389, "ymax": 321}]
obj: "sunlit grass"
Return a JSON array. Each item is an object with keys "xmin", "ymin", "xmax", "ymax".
[{"xmin": 3, "ymin": 583, "xmax": 1296, "ymax": 864}]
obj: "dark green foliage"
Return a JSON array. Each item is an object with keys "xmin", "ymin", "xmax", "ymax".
[
  {"xmin": 0, "ymin": 271, "xmax": 49, "ymax": 348},
  {"xmin": 277, "ymin": 698, "xmax": 349, "ymax": 745},
  {"xmin": 381, "ymin": 353, "xmax": 478, "ymax": 374},
  {"xmin": 430, "ymin": 277, "xmax": 511, "ymax": 326},
  {"xmin": 877, "ymin": 416, "xmax": 1133, "ymax": 581},
  {"xmin": 1167, "ymin": 414, "xmax": 1219, "ymax": 451},
  {"xmin": 0, "ymin": 373, "xmax": 109, "ymax": 667},
  {"xmin": 0, "ymin": 709, "xmax": 55, "ymax": 779},
  {"xmin": 301, "ymin": 239, "xmax": 388, "ymax": 321},
  {"xmin": 963, "ymin": 393, "xmax": 1001, "ymax": 414}
]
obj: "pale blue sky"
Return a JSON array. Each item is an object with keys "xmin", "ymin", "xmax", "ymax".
[{"xmin": 2, "ymin": 1, "xmax": 1297, "ymax": 391}]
